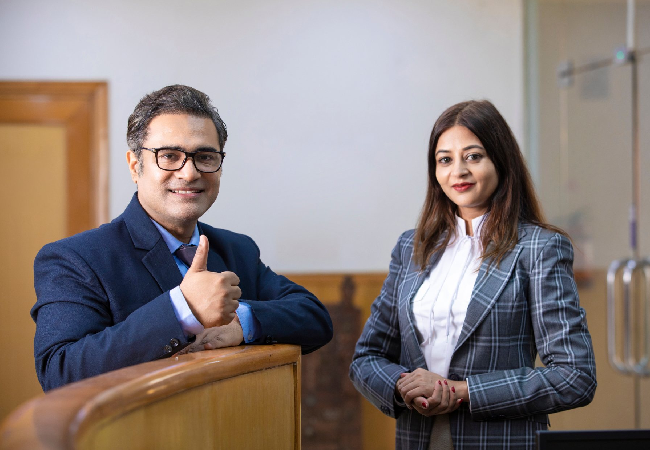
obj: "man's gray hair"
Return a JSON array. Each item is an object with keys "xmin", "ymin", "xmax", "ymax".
[{"xmin": 127, "ymin": 84, "xmax": 228, "ymax": 158}]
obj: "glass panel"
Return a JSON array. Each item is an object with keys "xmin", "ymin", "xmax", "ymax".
[{"xmin": 531, "ymin": 0, "xmax": 650, "ymax": 430}]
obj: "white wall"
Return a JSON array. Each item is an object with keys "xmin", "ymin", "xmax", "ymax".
[{"xmin": 0, "ymin": 0, "xmax": 524, "ymax": 272}]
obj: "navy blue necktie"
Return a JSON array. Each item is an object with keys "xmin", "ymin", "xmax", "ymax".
[{"xmin": 175, "ymin": 244, "xmax": 197, "ymax": 267}]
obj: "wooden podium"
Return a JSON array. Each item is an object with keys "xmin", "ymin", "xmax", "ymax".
[{"xmin": 0, "ymin": 345, "xmax": 301, "ymax": 450}]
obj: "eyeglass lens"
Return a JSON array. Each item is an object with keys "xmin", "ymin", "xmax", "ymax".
[{"xmin": 157, "ymin": 149, "xmax": 223, "ymax": 172}]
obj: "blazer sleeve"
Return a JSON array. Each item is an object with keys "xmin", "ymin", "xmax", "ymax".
[
  {"xmin": 349, "ymin": 233, "xmax": 411, "ymax": 418},
  {"xmin": 32, "ymin": 243, "xmax": 189, "ymax": 391},
  {"xmin": 466, "ymin": 233, "xmax": 597, "ymax": 420},
  {"xmin": 237, "ymin": 236, "xmax": 333, "ymax": 355}
]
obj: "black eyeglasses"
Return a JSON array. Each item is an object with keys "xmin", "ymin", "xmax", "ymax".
[{"xmin": 141, "ymin": 147, "xmax": 226, "ymax": 173}]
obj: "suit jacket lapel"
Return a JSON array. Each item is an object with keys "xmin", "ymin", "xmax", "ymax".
[
  {"xmin": 206, "ymin": 247, "xmax": 228, "ymax": 273},
  {"xmin": 142, "ymin": 241, "xmax": 184, "ymax": 291},
  {"xmin": 454, "ymin": 241, "xmax": 524, "ymax": 352},
  {"xmin": 122, "ymin": 193, "xmax": 183, "ymax": 293},
  {"xmin": 399, "ymin": 251, "xmax": 443, "ymax": 370}
]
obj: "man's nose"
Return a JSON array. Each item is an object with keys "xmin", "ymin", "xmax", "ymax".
[{"xmin": 176, "ymin": 157, "xmax": 202, "ymax": 181}]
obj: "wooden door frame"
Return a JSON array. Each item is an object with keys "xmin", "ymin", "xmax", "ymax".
[{"xmin": 0, "ymin": 81, "xmax": 109, "ymax": 235}]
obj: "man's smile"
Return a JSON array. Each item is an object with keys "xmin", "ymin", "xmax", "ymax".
[{"xmin": 169, "ymin": 189, "xmax": 204, "ymax": 194}]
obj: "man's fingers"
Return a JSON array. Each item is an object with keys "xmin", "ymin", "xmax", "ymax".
[
  {"xmin": 221, "ymin": 271, "xmax": 240, "ymax": 286},
  {"xmin": 189, "ymin": 235, "xmax": 209, "ymax": 272},
  {"xmin": 225, "ymin": 305, "xmax": 239, "ymax": 320},
  {"xmin": 197, "ymin": 318, "xmax": 243, "ymax": 349}
]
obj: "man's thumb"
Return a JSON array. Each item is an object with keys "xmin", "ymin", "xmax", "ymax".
[{"xmin": 189, "ymin": 235, "xmax": 209, "ymax": 271}]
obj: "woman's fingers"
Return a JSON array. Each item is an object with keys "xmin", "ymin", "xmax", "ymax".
[
  {"xmin": 397, "ymin": 375, "xmax": 431, "ymax": 398},
  {"xmin": 398, "ymin": 368, "xmax": 432, "ymax": 386},
  {"xmin": 421, "ymin": 380, "xmax": 455, "ymax": 416},
  {"xmin": 411, "ymin": 396, "xmax": 430, "ymax": 414},
  {"xmin": 400, "ymin": 377, "xmax": 465, "ymax": 417},
  {"xmin": 445, "ymin": 384, "xmax": 461, "ymax": 413},
  {"xmin": 428, "ymin": 379, "xmax": 443, "ymax": 406},
  {"xmin": 404, "ymin": 379, "xmax": 464, "ymax": 417},
  {"xmin": 438, "ymin": 379, "xmax": 450, "ymax": 410},
  {"xmin": 397, "ymin": 371, "xmax": 418, "ymax": 388},
  {"xmin": 398, "ymin": 372, "xmax": 457, "ymax": 415},
  {"xmin": 402, "ymin": 385, "xmax": 430, "ymax": 404},
  {"xmin": 412, "ymin": 380, "xmax": 441, "ymax": 416},
  {"xmin": 397, "ymin": 378, "xmax": 427, "ymax": 399}
]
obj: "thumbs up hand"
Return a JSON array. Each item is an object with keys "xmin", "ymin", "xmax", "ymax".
[
  {"xmin": 188, "ymin": 234, "xmax": 210, "ymax": 272},
  {"xmin": 180, "ymin": 235, "xmax": 241, "ymax": 328}
]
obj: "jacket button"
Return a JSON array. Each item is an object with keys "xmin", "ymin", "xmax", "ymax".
[
  {"xmin": 448, "ymin": 373, "xmax": 460, "ymax": 381},
  {"xmin": 170, "ymin": 338, "xmax": 180, "ymax": 347},
  {"xmin": 163, "ymin": 344, "xmax": 173, "ymax": 354},
  {"xmin": 265, "ymin": 336, "xmax": 273, "ymax": 344}
]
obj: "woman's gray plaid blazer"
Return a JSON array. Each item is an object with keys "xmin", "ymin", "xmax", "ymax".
[{"xmin": 350, "ymin": 224, "xmax": 596, "ymax": 450}]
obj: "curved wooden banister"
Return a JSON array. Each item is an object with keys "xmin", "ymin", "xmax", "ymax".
[{"xmin": 0, "ymin": 345, "xmax": 301, "ymax": 450}]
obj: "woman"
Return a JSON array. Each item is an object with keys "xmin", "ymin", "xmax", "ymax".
[{"xmin": 349, "ymin": 100, "xmax": 596, "ymax": 450}]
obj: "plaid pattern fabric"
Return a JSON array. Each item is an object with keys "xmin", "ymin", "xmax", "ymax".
[{"xmin": 350, "ymin": 225, "xmax": 596, "ymax": 450}]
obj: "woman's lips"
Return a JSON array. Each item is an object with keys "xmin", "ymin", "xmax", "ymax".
[{"xmin": 452, "ymin": 183, "xmax": 475, "ymax": 192}]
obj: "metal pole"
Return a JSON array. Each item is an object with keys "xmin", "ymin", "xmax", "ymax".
[{"xmin": 626, "ymin": 0, "xmax": 641, "ymax": 429}]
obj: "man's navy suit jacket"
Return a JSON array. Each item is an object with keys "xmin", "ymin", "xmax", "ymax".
[{"xmin": 32, "ymin": 194, "xmax": 333, "ymax": 391}]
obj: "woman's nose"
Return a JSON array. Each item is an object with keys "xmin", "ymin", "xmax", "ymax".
[{"xmin": 452, "ymin": 160, "xmax": 469, "ymax": 176}]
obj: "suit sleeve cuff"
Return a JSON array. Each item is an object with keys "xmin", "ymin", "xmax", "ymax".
[
  {"xmin": 394, "ymin": 390, "xmax": 407, "ymax": 408},
  {"xmin": 169, "ymin": 286, "xmax": 204, "ymax": 337},
  {"xmin": 236, "ymin": 301, "xmax": 261, "ymax": 343}
]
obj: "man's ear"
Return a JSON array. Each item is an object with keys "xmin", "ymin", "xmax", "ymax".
[{"xmin": 126, "ymin": 150, "xmax": 139, "ymax": 183}]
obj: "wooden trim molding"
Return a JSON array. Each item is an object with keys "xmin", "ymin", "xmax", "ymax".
[
  {"xmin": 0, "ymin": 345, "xmax": 301, "ymax": 450},
  {"xmin": 0, "ymin": 81, "xmax": 109, "ymax": 234}
]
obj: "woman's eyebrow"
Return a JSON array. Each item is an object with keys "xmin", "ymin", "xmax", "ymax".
[{"xmin": 435, "ymin": 145, "xmax": 484, "ymax": 155}]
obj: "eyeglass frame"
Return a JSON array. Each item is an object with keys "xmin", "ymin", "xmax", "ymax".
[{"xmin": 140, "ymin": 147, "xmax": 226, "ymax": 173}]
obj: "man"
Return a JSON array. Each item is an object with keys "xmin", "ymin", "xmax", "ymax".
[{"xmin": 32, "ymin": 85, "xmax": 333, "ymax": 391}]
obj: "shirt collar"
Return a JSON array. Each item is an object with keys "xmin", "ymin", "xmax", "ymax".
[
  {"xmin": 455, "ymin": 213, "xmax": 487, "ymax": 238},
  {"xmin": 150, "ymin": 219, "xmax": 200, "ymax": 253}
]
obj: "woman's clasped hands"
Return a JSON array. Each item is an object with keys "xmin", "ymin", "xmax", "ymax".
[{"xmin": 396, "ymin": 368, "xmax": 465, "ymax": 417}]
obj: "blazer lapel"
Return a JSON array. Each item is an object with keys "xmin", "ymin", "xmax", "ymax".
[
  {"xmin": 454, "ymin": 242, "xmax": 523, "ymax": 352},
  {"xmin": 142, "ymin": 241, "xmax": 184, "ymax": 292},
  {"xmin": 122, "ymin": 193, "xmax": 183, "ymax": 292},
  {"xmin": 206, "ymin": 247, "xmax": 228, "ymax": 273},
  {"xmin": 399, "ymin": 251, "xmax": 443, "ymax": 370}
]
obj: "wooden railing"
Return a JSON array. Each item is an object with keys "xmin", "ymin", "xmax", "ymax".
[{"xmin": 0, "ymin": 345, "xmax": 301, "ymax": 450}]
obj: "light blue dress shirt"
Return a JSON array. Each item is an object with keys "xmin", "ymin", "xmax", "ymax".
[{"xmin": 151, "ymin": 220, "xmax": 260, "ymax": 343}]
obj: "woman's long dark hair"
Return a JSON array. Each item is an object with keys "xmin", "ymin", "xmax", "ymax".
[{"xmin": 413, "ymin": 100, "xmax": 566, "ymax": 270}]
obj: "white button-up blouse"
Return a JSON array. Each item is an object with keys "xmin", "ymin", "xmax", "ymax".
[{"xmin": 411, "ymin": 214, "xmax": 486, "ymax": 378}]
